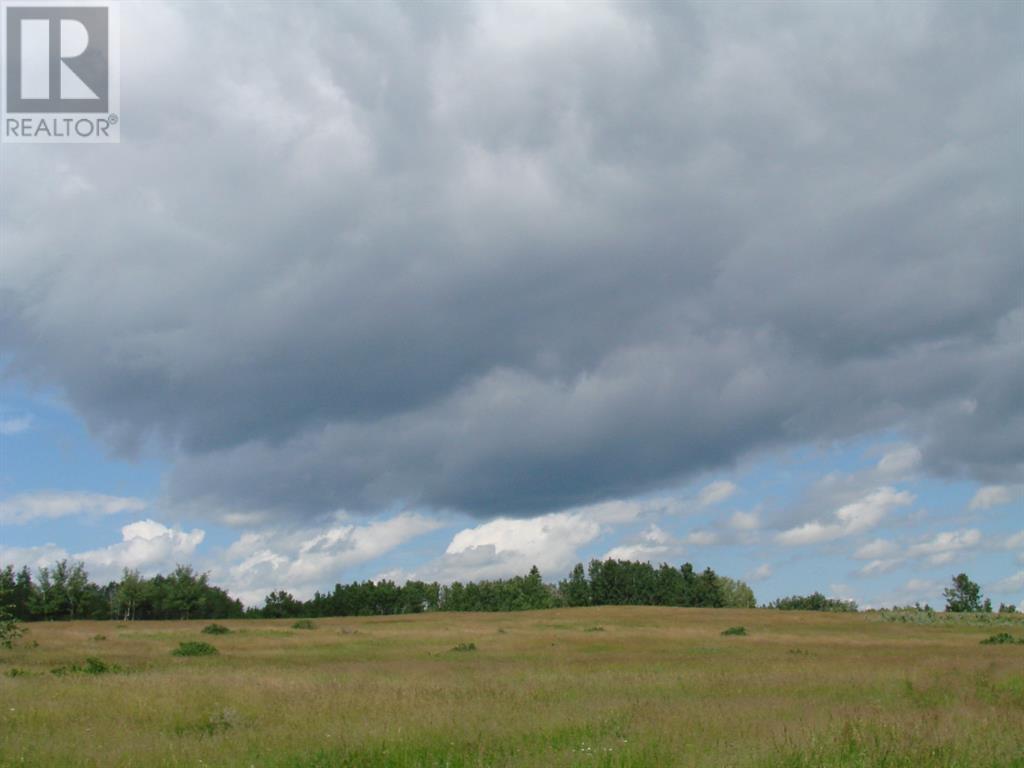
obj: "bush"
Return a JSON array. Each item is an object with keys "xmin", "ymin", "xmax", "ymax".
[
  {"xmin": 92, "ymin": 634, "xmax": 106, "ymax": 641},
  {"xmin": 201, "ymin": 623, "xmax": 231, "ymax": 635},
  {"xmin": 770, "ymin": 593, "xmax": 858, "ymax": 612},
  {"xmin": 172, "ymin": 641, "xmax": 219, "ymax": 657},
  {"xmin": 173, "ymin": 708, "xmax": 239, "ymax": 737},
  {"xmin": 451, "ymin": 642, "xmax": 477, "ymax": 652},
  {"xmin": 291, "ymin": 619, "xmax": 316, "ymax": 630},
  {"xmin": 980, "ymin": 633, "xmax": 1024, "ymax": 645},
  {"xmin": 721, "ymin": 626, "xmax": 747, "ymax": 636},
  {"xmin": 5, "ymin": 667, "xmax": 28, "ymax": 677},
  {"xmin": 583, "ymin": 626, "xmax": 605, "ymax": 632},
  {"xmin": 51, "ymin": 657, "xmax": 120, "ymax": 676},
  {"xmin": 0, "ymin": 609, "xmax": 24, "ymax": 650}
]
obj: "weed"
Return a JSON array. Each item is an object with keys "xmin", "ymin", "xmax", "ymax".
[
  {"xmin": 292, "ymin": 619, "xmax": 317, "ymax": 630},
  {"xmin": 51, "ymin": 657, "xmax": 121, "ymax": 676},
  {"xmin": 172, "ymin": 641, "xmax": 219, "ymax": 657},
  {"xmin": 201, "ymin": 623, "xmax": 232, "ymax": 635},
  {"xmin": 174, "ymin": 707, "xmax": 240, "ymax": 737},
  {"xmin": 91, "ymin": 634, "xmax": 106, "ymax": 641},
  {"xmin": 451, "ymin": 642, "xmax": 477, "ymax": 652},
  {"xmin": 721, "ymin": 626, "xmax": 747, "ymax": 636},
  {"xmin": 980, "ymin": 632, "xmax": 1024, "ymax": 645},
  {"xmin": 584, "ymin": 626, "xmax": 605, "ymax": 632},
  {"xmin": 4, "ymin": 667, "xmax": 29, "ymax": 677}
]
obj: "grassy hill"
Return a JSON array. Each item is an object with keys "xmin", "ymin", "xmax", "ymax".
[{"xmin": 2, "ymin": 607, "xmax": 1022, "ymax": 767}]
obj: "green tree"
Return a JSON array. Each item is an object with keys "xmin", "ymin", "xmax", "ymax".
[
  {"xmin": 165, "ymin": 565, "xmax": 208, "ymax": 620},
  {"xmin": 65, "ymin": 562, "xmax": 90, "ymax": 619},
  {"xmin": 115, "ymin": 569, "xmax": 146, "ymax": 621},
  {"xmin": 943, "ymin": 573, "xmax": 984, "ymax": 613},
  {"xmin": 559, "ymin": 563, "xmax": 591, "ymax": 607},
  {"xmin": 716, "ymin": 576, "xmax": 757, "ymax": 608},
  {"xmin": 262, "ymin": 590, "xmax": 302, "ymax": 618},
  {"xmin": 0, "ymin": 575, "xmax": 24, "ymax": 648}
]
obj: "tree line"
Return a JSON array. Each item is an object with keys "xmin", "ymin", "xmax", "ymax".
[
  {"xmin": 0, "ymin": 562, "xmax": 243, "ymax": 622},
  {"xmin": 1, "ymin": 557, "xmax": 1015, "ymax": 626},
  {"xmin": 1, "ymin": 558, "xmax": 755, "ymax": 621}
]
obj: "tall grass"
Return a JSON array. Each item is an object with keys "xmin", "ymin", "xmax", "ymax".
[{"xmin": 1, "ymin": 608, "xmax": 1022, "ymax": 767}]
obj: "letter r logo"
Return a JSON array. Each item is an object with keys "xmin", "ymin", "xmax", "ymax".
[{"xmin": 5, "ymin": 6, "xmax": 109, "ymax": 113}]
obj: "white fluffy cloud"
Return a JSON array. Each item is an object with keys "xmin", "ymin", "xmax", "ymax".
[
  {"xmin": 443, "ymin": 510, "xmax": 602, "ymax": 579},
  {"xmin": 876, "ymin": 445, "xmax": 922, "ymax": 476},
  {"xmin": 905, "ymin": 528, "xmax": 982, "ymax": 565},
  {"xmin": 776, "ymin": 487, "xmax": 913, "ymax": 546},
  {"xmin": 76, "ymin": 519, "xmax": 205, "ymax": 580},
  {"xmin": 728, "ymin": 510, "xmax": 760, "ymax": 531},
  {"xmin": 969, "ymin": 485, "xmax": 1017, "ymax": 510},
  {"xmin": 854, "ymin": 538, "xmax": 900, "ymax": 560},
  {"xmin": 698, "ymin": 481, "xmax": 738, "ymax": 507},
  {"xmin": 604, "ymin": 524, "xmax": 675, "ymax": 562},
  {"xmin": 0, "ymin": 414, "xmax": 32, "ymax": 435},
  {"xmin": 747, "ymin": 563, "xmax": 773, "ymax": 582},
  {"xmin": 991, "ymin": 571, "xmax": 1024, "ymax": 595},
  {"xmin": 0, "ymin": 543, "xmax": 69, "ymax": 570},
  {"xmin": 217, "ymin": 512, "xmax": 442, "ymax": 605},
  {"xmin": 0, "ymin": 492, "xmax": 147, "ymax": 525}
]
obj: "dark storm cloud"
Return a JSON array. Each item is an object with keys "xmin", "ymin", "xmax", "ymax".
[{"xmin": 1, "ymin": 1, "xmax": 1020, "ymax": 521}]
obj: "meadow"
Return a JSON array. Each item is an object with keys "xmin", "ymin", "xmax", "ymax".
[{"xmin": 1, "ymin": 607, "xmax": 1022, "ymax": 768}]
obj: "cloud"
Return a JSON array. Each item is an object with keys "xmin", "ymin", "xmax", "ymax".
[
  {"xmin": 698, "ymin": 481, "xmax": 738, "ymax": 508},
  {"xmin": 860, "ymin": 560, "xmax": 900, "ymax": 577},
  {"xmin": 876, "ymin": 445, "xmax": 922, "ymax": 476},
  {"xmin": 0, "ymin": 414, "xmax": 32, "ymax": 435},
  {"xmin": 441, "ymin": 510, "xmax": 602, "ymax": 580},
  {"xmin": 854, "ymin": 538, "xmax": 900, "ymax": 560},
  {"xmin": 991, "ymin": 571, "xmax": 1024, "ymax": 594},
  {"xmin": 0, "ymin": 2, "xmax": 1019, "ymax": 525},
  {"xmin": 776, "ymin": 488, "xmax": 913, "ymax": 546},
  {"xmin": 747, "ymin": 563, "xmax": 773, "ymax": 582},
  {"xmin": 728, "ymin": 510, "xmax": 760, "ymax": 531},
  {"xmin": 0, "ymin": 492, "xmax": 147, "ymax": 525},
  {"xmin": 74, "ymin": 519, "xmax": 205, "ymax": 581},
  {"xmin": 603, "ymin": 524, "xmax": 675, "ymax": 562},
  {"xmin": 0, "ymin": 543, "xmax": 69, "ymax": 570},
  {"xmin": 684, "ymin": 530, "xmax": 720, "ymax": 546},
  {"xmin": 905, "ymin": 528, "xmax": 982, "ymax": 565},
  {"xmin": 218, "ymin": 512, "xmax": 442, "ymax": 604},
  {"xmin": 969, "ymin": 485, "xmax": 1017, "ymax": 510}
]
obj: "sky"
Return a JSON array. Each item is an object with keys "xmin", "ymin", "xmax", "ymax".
[{"xmin": 0, "ymin": 1, "xmax": 1021, "ymax": 609}]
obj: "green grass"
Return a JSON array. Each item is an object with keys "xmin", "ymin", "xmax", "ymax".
[{"xmin": 2, "ymin": 607, "xmax": 1023, "ymax": 767}]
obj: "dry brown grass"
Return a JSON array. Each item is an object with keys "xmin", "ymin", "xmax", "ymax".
[{"xmin": 1, "ymin": 607, "xmax": 1022, "ymax": 767}]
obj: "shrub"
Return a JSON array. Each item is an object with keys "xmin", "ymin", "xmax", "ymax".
[
  {"xmin": 451, "ymin": 642, "xmax": 477, "ymax": 652},
  {"xmin": 92, "ymin": 634, "xmax": 106, "ymax": 641},
  {"xmin": 51, "ymin": 657, "xmax": 120, "ymax": 676},
  {"xmin": 0, "ymin": 607, "xmax": 24, "ymax": 650},
  {"xmin": 201, "ymin": 623, "xmax": 231, "ymax": 635},
  {"xmin": 173, "ymin": 708, "xmax": 239, "ymax": 737},
  {"xmin": 5, "ymin": 667, "xmax": 28, "ymax": 677},
  {"xmin": 172, "ymin": 641, "xmax": 219, "ymax": 657},
  {"xmin": 980, "ymin": 633, "xmax": 1024, "ymax": 645},
  {"xmin": 291, "ymin": 619, "xmax": 316, "ymax": 630},
  {"xmin": 583, "ymin": 626, "xmax": 605, "ymax": 632},
  {"xmin": 721, "ymin": 626, "xmax": 747, "ymax": 636},
  {"xmin": 770, "ymin": 593, "xmax": 857, "ymax": 612}
]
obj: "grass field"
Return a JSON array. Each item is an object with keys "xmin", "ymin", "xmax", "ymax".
[{"xmin": 2, "ymin": 607, "xmax": 1023, "ymax": 767}]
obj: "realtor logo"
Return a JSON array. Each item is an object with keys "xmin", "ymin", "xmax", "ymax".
[{"xmin": 2, "ymin": 1, "xmax": 120, "ymax": 142}]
